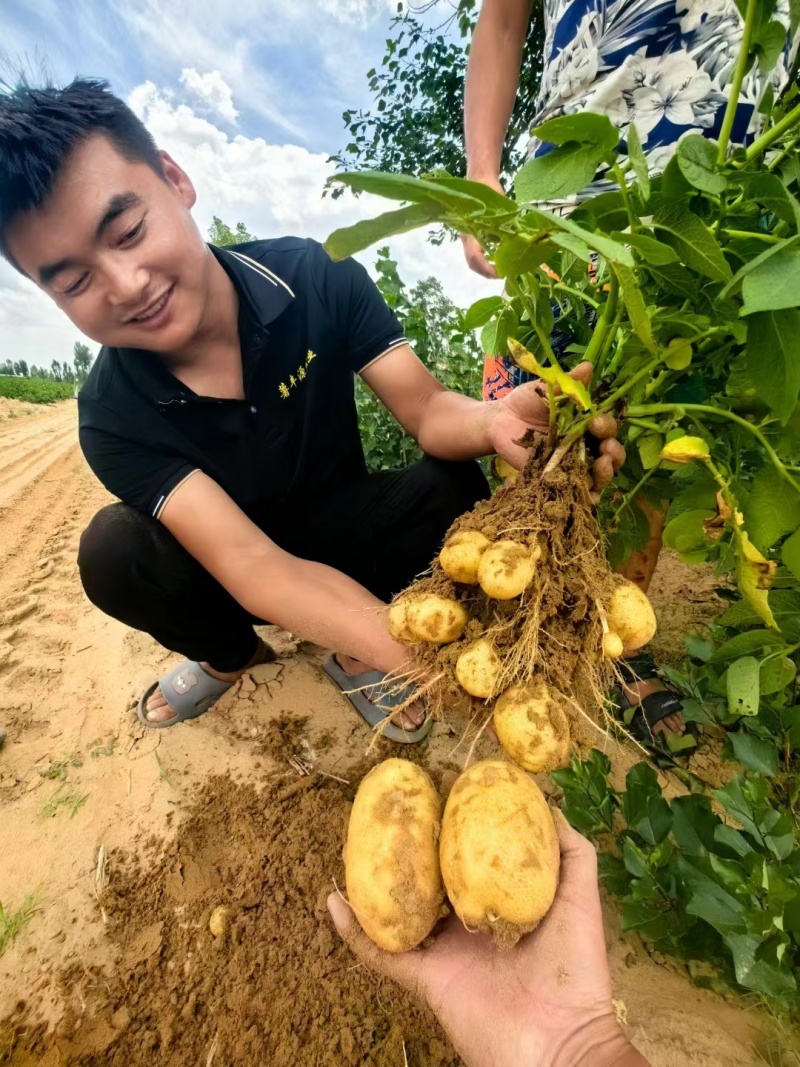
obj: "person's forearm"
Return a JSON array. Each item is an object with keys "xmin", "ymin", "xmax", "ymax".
[
  {"xmin": 235, "ymin": 552, "xmax": 410, "ymax": 675},
  {"xmin": 465, "ymin": 0, "xmax": 532, "ymax": 182},
  {"xmin": 416, "ymin": 390, "xmax": 493, "ymax": 461}
]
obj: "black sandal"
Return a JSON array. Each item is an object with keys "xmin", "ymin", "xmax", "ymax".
[{"xmin": 612, "ymin": 652, "xmax": 697, "ymax": 757}]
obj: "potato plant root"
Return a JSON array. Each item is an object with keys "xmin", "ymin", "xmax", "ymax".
[{"xmin": 396, "ymin": 441, "xmax": 621, "ymax": 739}]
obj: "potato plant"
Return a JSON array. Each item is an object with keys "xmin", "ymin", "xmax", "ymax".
[
  {"xmin": 328, "ymin": 11, "xmax": 800, "ymax": 990},
  {"xmin": 554, "ymin": 751, "xmax": 800, "ymax": 1003},
  {"xmin": 325, "ymin": 10, "xmax": 800, "ymax": 707}
]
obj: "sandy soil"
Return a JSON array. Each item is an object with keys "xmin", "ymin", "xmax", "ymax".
[{"xmin": 0, "ymin": 398, "xmax": 779, "ymax": 1065}]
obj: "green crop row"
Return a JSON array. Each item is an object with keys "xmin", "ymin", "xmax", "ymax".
[{"xmin": 0, "ymin": 376, "xmax": 75, "ymax": 404}]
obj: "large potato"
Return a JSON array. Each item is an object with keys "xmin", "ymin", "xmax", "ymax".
[
  {"xmin": 440, "ymin": 760, "xmax": 559, "ymax": 942},
  {"xmin": 478, "ymin": 539, "xmax": 538, "ymax": 600},
  {"xmin": 493, "ymin": 682, "xmax": 570, "ymax": 773},
  {"xmin": 607, "ymin": 581, "xmax": 657, "ymax": 651},
  {"xmin": 345, "ymin": 759, "xmax": 444, "ymax": 952},
  {"xmin": 406, "ymin": 594, "xmax": 468, "ymax": 644},
  {"xmin": 455, "ymin": 637, "xmax": 503, "ymax": 699},
  {"xmin": 439, "ymin": 531, "xmax": 492, "ymax": 584}
]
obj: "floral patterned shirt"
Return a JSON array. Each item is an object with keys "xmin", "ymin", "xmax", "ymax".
[{"xmin": 526, "ymin": 0, "xmax": 799, "ymax": 202}]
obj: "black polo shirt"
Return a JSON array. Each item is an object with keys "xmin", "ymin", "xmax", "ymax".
[{"xmin": 78, "ymin": 237, "xmax": 407, "ymax": 527}]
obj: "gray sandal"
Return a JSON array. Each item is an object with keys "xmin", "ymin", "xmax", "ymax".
[
  {"xmin": 323, "ymin": 654, "xmax": 433, "ymax": 744},
  {"xmin": 137, "ymin": 661, "xmax": 236, "ymax": 729}
]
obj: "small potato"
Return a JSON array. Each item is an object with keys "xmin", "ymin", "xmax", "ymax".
[
  {"xmin": 591, "ymin": 454, "xmax": 615, "ymax": 490},
  {"xmin": 345, "ymin": 758, "xmax": 444, "ymax": 952},
  {"xmin": 607, "ymin": 581, "xmax": 657, "ymax": 652},
  {"xmin": 456, "ymin": 637, "xmax": 503, "ymax": 699},
  {"xmin": 493, "ymin": 682, "xmax": 570, "ymax": 773},
  {"xmin": 587, "ymin": 414, "xmax": 619, "ymax": 440},
  {"xmin": 602, "ymin": 631, "xmax": 624, "ymax": 659},
  {"xmin": 387, "ymin": 599, "xmax": 415, "ymax": 644},
  {"xmin": 440, "ymin": 760, "xmax": 559, "ymax": 943},
  {"xmin": 406, "ymin": 594, "xmax": 468, "ymax": 644},
  {"xmin": 439, "ymin": 531, "xmax": 492, "ymax": 585},
  {"xmin": 478, "ymin": 540, "xmax": 537, "ymax": 600},
  {"xmin": 493, "ymin": 457, "xmax": 519, "ymax": 483},
  {"xmin": 209, "ymin": 905, "xmax": 232, "ymax": 938}
]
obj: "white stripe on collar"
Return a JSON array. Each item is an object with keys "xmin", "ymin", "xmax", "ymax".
[{"xmin": 228, "ymin": 250, "xmax": 296, "ymax": 299}]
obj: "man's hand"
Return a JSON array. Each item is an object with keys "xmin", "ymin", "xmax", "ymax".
[
  {"xmin": 328, "ymin": 811, "xmax": 648, "ymax": 1067},
  {"xmin": 483, "ymin": 362, "xmax": 626, "ymax": 489}
]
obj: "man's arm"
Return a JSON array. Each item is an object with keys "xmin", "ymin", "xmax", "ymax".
[
  {"xmin": 462, "ymin": 0, "xmax": 533, "ymax": 276},
  {"xmin": 360, "ymin": 345, "xmax": 600, "ymax": 471},
  {"xmin": 159, "ymin": 472, "xmax": 411, "ymax": 676}
]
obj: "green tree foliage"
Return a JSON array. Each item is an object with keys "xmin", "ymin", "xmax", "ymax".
[
  {"xmin": 328, "ymin": 0, "xmax": 544, "ymax": 189},
  {"xmin": 72, "ymin": 342, "xmax": 93, "ymax": 385},
  {"xmin": 208, "ymin": 217, "xmax": 256, "ymax": 247},
  {"xmin": 355, "ymin": 247, "xmax": 483, "ymax": 470}
]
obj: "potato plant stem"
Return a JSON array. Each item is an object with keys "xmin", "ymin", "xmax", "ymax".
[
  {"xmin": 717, "ymin": 0, "xmax": 757, "ymax": 164},
  {"xmin": 745, "ymin": 101, "xmax": 800, "ymax": 162},
  {"xmin": 628, "ymin": 403, "xmax": 800, "ymax": 494},
  {"xmin": 612, "ymin": 164, "xmax": 637, "ymax": 233},
  {"xmin": 598, "ymin": 357, "xmax": 661, "ymax": 412},
  {"xmin": 583, "ymin": 274, "xmax": 620, "ymax": 369}
]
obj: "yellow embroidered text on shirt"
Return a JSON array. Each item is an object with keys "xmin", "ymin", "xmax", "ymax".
[{"xmin": 279, "ymin": 350, "xmax": 318, "ymax": 398}]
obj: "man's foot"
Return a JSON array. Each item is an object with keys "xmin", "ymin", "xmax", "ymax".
[
  {"xmin": 334, "ymin": 653, "xmax": 427, "ymax": 733},
  {"xmin": 144, "ymin": 639, "xmax": 272, "ymax": 724},
  {"xmin": 620, "ymin": 677, "xmax": 685, "ymax": 737}
]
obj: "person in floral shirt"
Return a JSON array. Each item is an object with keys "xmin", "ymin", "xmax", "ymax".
[{"xmin": 462, "ymin": 0, "xmax": 797, "ymax": 749}]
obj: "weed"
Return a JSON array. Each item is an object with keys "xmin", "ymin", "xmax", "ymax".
[{"xmin": 0, "ymin": 894, "xmax": 40, "ymax": 957}]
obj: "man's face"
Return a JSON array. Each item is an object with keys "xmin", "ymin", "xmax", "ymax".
[{"xmin": 5, "ymin": 134, "xmax": 212, "ymax": 353}]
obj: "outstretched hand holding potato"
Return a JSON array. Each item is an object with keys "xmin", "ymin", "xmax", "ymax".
[{"xmin": 329, "ymin": 810, "xmax": 649, "ymax": 1067}]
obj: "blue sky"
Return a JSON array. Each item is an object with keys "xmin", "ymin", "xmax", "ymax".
[{"xmin": 1, "ymin": 1, "xmax": 498, "ymax": 369}]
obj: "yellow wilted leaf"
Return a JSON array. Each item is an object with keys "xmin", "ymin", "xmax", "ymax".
[
  {"xmin": 734, "ymin": 528, "xmax": 778, "ymax": 629},
  {"xmin": 659, "ymin": 435, "xmax": 711, "ymax": 464},
  {"xmin": 507, "ymin": 338, "xmax": 592, "ymax": 411}
]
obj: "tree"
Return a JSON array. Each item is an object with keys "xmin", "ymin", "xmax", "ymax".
[
  {"xmin": 328, "ymin": 0, "xmax": 544, "ymax": 190},
  {"xmin": 208, "ymin": 217, "xmax": 256, "ymax": 247},
  {"xmin": 13, "ymin": 360, "xmax": 28, "ymax": 377},
  {"xmin": 73, "ymin": 342, "xmax": 93, "ymax": 385},
  {"xmin": 0, "ymin": 360, "xmax": 13, "ymax": 376},
  {"xmin": 355, "ymin": 247, "xmax": 483, "ymax": 470},
  {"xmin": 50, "ymin": 359, "xmax": 62, "ymax": 381}
]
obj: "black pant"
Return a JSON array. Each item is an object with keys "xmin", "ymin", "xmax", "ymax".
[{"xmin": 78, "ymin": 457, "xmax": 490, "ymax": 673}]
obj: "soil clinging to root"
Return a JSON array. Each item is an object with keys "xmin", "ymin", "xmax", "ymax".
[
  {"xmin": 2, "ymin": 773, "xmax": 459, "ymax": 1067},
  {"xmin": 400, "ymin": 442, "xmax": 619, "ymax": 733}
]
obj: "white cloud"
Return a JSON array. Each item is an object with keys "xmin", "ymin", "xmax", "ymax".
[
  {"xmin": 0, "ymin": 80, "xmax": 498, "ymax": 372},
  {"xmin": 130, "ymin": 81, "xmax": 498, "ymax": 305},
  {"xmin": 316, "ymin": 0, "xmax": 400, "ymax": 26},
  {"xmin": 179, "ymin": 69, "xmax": 239, "ymax": 125}
]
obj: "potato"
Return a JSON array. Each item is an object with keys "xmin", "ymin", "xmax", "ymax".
[
  {"xmin": 607, "ymin": 581, "xmax": 657, "ymax": 652},
  {"xmin": 345, "ymin": 758, "xmax": 444, "ymax": 952},
  {"xmin": 439, "ymin": 530, "xmax": 492, "ymax": 584},
  {"xmin": 478, "ymin": 539, "xmax": 538, "ymax": 600},
  {"xmin": 493, "ymin": 456, "xmax": 519, "ymax": 483},
  {"xmin": 493, "ymin": 682, "xmax": 570, "ymax": 773},
  {"xmin": 456, "ymin": 637, "xmax": 503, "ymax": 698},
  {"xmin": 209, "ymin": 905, "xmax": 232, "ymax": 938},
  {"xmin": 587, "ymin": 414, "xmax": 619, "ymax": 440},
  {"xmin": 440, "ymin": 760, "xmax": 559, "ymax": 942},
  {"xmin": 602, "ymin": 631, "xmax": 624, "ymax": 659},
  {"xmin": 406, "ymin": 594, "xmax": 468, "ymax": 644},
  {"xmin": 387, "ymin": 599, "xmax": 415, "ymax": 644}
]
